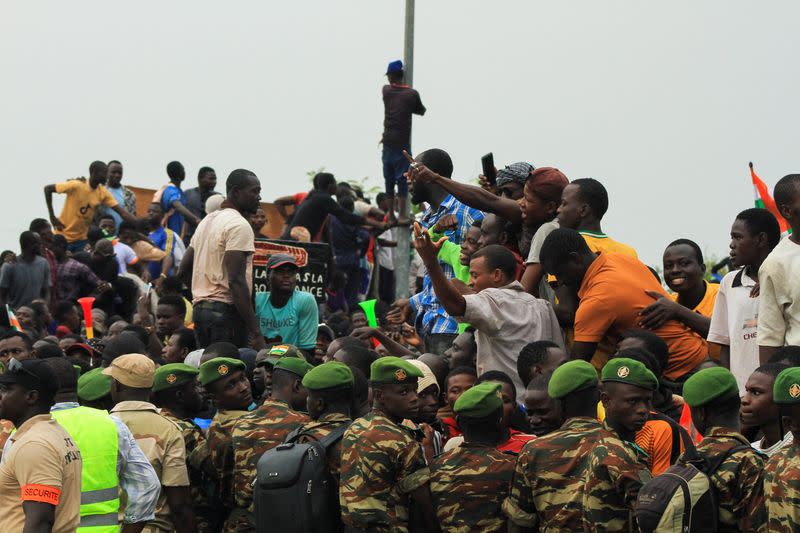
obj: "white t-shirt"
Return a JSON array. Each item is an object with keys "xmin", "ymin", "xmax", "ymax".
[
  {"xmin": 189, "ymin": 208, "xmax": 255, "ymax": 304},
  {"xmin": 707, "ymin": 268, "xmax": 760, "ymax": 393},
  {"xmin": 524, "ymin": 219, "xmax": 559, "ymax": 304},
  {"xmin": 377, "ymin": 227, "xmax": 396, "ymax": 271},
  {"xmin": 751, "ymin": 431, "xmax": 794, "ymax": 458},
  {"xmin": 758, "ymin": 237, "xmax": 800, "ymax": 347}
]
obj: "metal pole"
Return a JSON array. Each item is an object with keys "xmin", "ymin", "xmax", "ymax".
[{"xmin": 394, "ymin": 0, "xmax": 415, "ymax": 300}]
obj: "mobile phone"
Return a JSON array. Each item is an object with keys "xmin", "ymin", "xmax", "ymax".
[{"xmin": 481, "ymin": 153, "xmax": 497, "ymax": 185}]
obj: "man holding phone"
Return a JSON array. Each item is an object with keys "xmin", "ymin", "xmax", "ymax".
[{"xmin": 382, "ymin": 59, "xmax": 426, "ymax": 224}]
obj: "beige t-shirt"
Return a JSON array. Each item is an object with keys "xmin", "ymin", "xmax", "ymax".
[
  {"xmin": 461, "ymin": 281, "xmax": 564, "ymax": 403},
  {"xmin": 758, "ymin": 237, "xmax": 800, "ymax": 347},
  {"xmin": 190, "ymin": 208, "xmax": 255, "ymax": 304},
  {"xmin": 111, "ymin": 401, "xmax": 189, "ymax": 532},
  {"xmin": 0, "ymin": 414, "xmax": 82, "ymax": 533}
]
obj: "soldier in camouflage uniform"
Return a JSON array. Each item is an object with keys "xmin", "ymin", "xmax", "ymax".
[
  {"xmin": 583, "ymin": 358, "xmax": 654, "ymax": 532},
  {"xmin": 291, "ymin": 361, "xmax": 354, "ymax": 485},
  {"xmin": 228, "ymin": 356, "xmax": 312, "ymax": 532},
  {"xmin": 339, "ymin": 356, "xmax": 439, "ymax": 533},
  {"xmin": 679, "ymin": 367, "xmax": 767, "ymax": 532},
  {"xmin": 504, "ymin": 360, "xmax": 604, "ymax": 532},
  {"xmin": 430, "ymin": 382, "xmax": 516, "ymax": 533},
  {"xmin": 198, "ymin": 357, "xmax": 255, "ymax": 529},
  {"xmin": 153, "ymin": 363, "xmax": 215, "ymax": 533},
  {"xmin": 765, "ymin": 366, "xmax": 800, "ymax": 531}
]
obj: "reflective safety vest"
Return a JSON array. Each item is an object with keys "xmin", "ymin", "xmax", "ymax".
[{"xmin": 52, "ymin": 406, "xmax": 120, "ymax": 533}]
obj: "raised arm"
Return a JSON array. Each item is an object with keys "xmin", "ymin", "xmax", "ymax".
[
  {"xmin": 413, "ymin": 224, "xmax": 467, "ymax": 317},
  {"xmin": 406, "ymin": 159, "xmax": 522, "ymax": 224},
  {"xmin": 112, "ymin": 204, "xmax": 138, "ymax": 225}
]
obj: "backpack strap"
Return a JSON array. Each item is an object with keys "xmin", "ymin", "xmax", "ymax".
[
  {"xmin": 318, "ymin": 422, "xmax": 351, "ymax": 450},
  {"xmin": 284, "ymin": 427, "xmax": 303, "ymax": 444},
  {"xmin": 703, "ymin": 444, "xmax": 753, "ymax": 477},
  {"xmin": 284, "ymin": 421, "xmax": 352, "ymax": 448},
  {"xmin": 649, "ymin": 411, "xmax": 693, "ymax": 464}
]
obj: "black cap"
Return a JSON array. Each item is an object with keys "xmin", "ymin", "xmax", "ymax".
[{"xmin": 0, "ymin": 359, "xmax": 59, "ymax": 397}]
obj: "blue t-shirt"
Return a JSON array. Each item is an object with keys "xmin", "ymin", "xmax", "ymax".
[
  {"xmin": 254, "ymin": 290, "xmax": 318, "ymax": 349},
  {"xmin": 161, "ymin": 184, "xmax": 187, "ymax": 236}
]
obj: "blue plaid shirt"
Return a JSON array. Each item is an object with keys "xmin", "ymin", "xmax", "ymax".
[{"xmin": 410, "ymin": 195, "xmax": 484, "ymax": 335}]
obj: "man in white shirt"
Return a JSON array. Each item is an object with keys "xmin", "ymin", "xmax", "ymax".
[
  {"xmin": 178, "ymin": 169, "xmax": 266, "ymax": 350},
  {"xmin": 413, "ymin": 226, "xmax": 563, "ymax": 402},
  {"xmin": 708, "ymin": 208, "xmax": 780, "ymax": 391},
  {"xmin": 758, "ymin": 174, "xmax": 800, "ymax": 363}
]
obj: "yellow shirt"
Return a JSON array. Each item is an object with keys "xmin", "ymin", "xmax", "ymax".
[
  {"xmin": 670, "ymin": 280, "xmax": 720, "ymax": 359},
  {"xmin": 669, "ymin": 280, "xmax": 719, "ymax": 318},
  {"xmin": 55, "ymin": 180, "xmax": 118, "ymax": 242},
  {"xmin": 580, "ymin": 230, "xmax": 638, "ymax": 258}
]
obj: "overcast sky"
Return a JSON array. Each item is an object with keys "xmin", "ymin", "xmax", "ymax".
[{"xmin": 2, "ymin": 1, "xmax": 798, "ymax": 266}]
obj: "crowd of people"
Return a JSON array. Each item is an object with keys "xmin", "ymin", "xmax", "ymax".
[{"xmin": 1, "ymin": 61, "xmax": 800, "ymax": 533}]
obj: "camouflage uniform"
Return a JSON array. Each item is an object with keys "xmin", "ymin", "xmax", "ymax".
[
  {"xmin": 503, "ymin": 416, "xmax": 603, "ymax": 531},
  {"xmin": 203, "ymin": 408, "xmax": 250, "ymax": 526},
  {"xmin": 582, "ymin": 422, "xmax": 652, "ymax": 532},
  {"xmin": 228, "ymin": 399, "xmax": 309, "ymax": 532},
  {"xmin": 161, "ymin": 408, "xmax": 214, "ymax": 533},
  {"xmin": 292, "ymin": 412, "xmax": 352, "ymax": 485},
  {"xmin": 339, "ymin": 409, "xmax": 432, "ymax": 533},
  {"xmin": 429, "ymin": 442, "xmax": 515, "ymax": 533},
  {"xmin": 764, "ymin": 441, "xmax": 800, "ymax": 532},
  {"xmin": 679, "ymin": 426, "xmax": 766, "ymax": 533}
]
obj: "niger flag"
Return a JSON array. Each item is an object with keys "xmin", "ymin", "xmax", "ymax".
[{"xmin": 750, "ymin": 162, "xmax": 791, "ymax": 234}]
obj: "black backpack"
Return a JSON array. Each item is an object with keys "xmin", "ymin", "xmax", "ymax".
[
  {"xmin": 254, "ymin": 423, "xmax": 350, "ymax": 533},
  {"xmin": 635, "ymin": 442, "xmax": 752, "ymax": 533}
]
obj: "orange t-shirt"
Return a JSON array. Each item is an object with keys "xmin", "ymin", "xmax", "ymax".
[
  {"xmin": 636, "ymin": 416, "xmax": 682, "ymax": 475},
  {"xmin": 575, "ymin": 253, "xmax": 709, "ymax": 380}
]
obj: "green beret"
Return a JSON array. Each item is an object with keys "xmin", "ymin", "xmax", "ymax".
[
  {"xmin": 683, "ymin": 367, "xmax": 739, "ymax": 407},
  {"xmin": 370, "ymin": 356, "xmax": 424, "ymax": 385},
  {"xmin": 302, "ymin": 361, "xmax": 354, "ymax": 391},
  {"xmin": 773, "ymin": 367, "xmax": 800, "ymax": 404},
  {"xmin": 548, "ymin": 360, "xmax": 598, "ymax": 399},
  {"xmin": 273, "ymin": 357, "xmax": 314, "ymax": 378},
  {"xmin": 199, "ymin": 357, "xmax": 246, "ymax": 387},
  {"xmin": 78, "ymin": 367, "xmax": 112, "ymax": 401},
  {"xmin": 154, "ymin": 363, "xmax": 200, "ymax": 393},
  {"xmin": 454, "ymin": 382, "xmax": 502, "ymax": 418},
  {"xmin": 602, "ymin": 358, "xmax": 658, "ymax": 391}
]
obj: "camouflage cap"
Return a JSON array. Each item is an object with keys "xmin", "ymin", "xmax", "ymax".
[
  {"xmin": 302, "ymin": 361, "xmax": 354, "ymax": 391},
  {"xmin": 454, "ymin": 382, "xmax": 503, "ymax": 418},
  {"xmin": 153, "ymin": 363, "xmax": 199, "ymax": 393},
  {"xmin": 199, "ymin": 357, "xmax": 246, "ymax": 386},
  {"xmin": 682, "ymin": 366, "xmax": 739, "ymax": 407},
  {"xmin": 268, "ymin": 344, "xmax": 304, "ymax": 359},
  {"xmin": 77, "ymin": 367, "xmax": 112, "ymax": 401},
  {"xmin": 601, "ymin": 357, "xmax": 658, "ymax": 391},
  {"xmin": 273, "ymin": 357, "xmax": 314, "ymax": 378},
  {"xmin": 264, "ymin": 344, "xmax": 304, "ymax": 366},
  {"xmin": 370, "ymin": 356, "xmax": 424, "ymax": 385},
  {"xmin": 773, "ymin": 367, "xmax": 800, "ymax": 404},
  {"xmin": 548, "ymin": 360, "xmax": 598, "ymax": 399}
]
